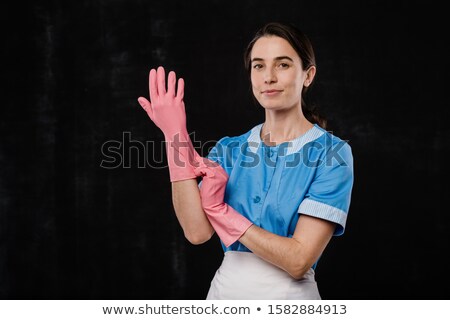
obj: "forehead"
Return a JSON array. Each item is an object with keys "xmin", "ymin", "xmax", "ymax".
[{"xmin": 251, "ymin": 36, "xmax": 299, "ymax": 61}]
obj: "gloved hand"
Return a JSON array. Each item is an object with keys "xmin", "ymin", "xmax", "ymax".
[
  {"xmin": 138, "ymin": 66, "xmax": 202, "ymax": 182},
  {"xmin": 195, "ymin": 162, "xmax": 253, "ymax": 247}
]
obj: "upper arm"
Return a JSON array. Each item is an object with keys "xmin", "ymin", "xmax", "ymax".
[
  {"xmin": 298, "ymin": 141, "xmax": 354, "ymax": 236},
  {"xmin": 291, "ymin": 141, "xmax": 354, "ymax": 268},
  {"xmin": 292, "ymin": 214, "xmax": 335, "ymax": 269}
]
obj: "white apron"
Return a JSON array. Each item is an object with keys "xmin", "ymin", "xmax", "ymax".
[{"xmin": 206, "ymin": 251, "xmax": 321, "ymax": 300}]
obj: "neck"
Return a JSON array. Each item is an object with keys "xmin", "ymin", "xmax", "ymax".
[{"xmin": 260, "ymin": 105, "xmax": 313, "ymax": 146}]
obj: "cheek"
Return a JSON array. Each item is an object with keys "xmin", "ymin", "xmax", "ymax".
[
  {"xmin": 250, "ymin": 75, "xmax": 260, "ymax": 93},
  {"xmin": 250, "ymin": 73, "xmax": 258, "ymax": 86},
  {"xmin": 286, "ymin": 76, "xmax": 303, "ymax": 94}
]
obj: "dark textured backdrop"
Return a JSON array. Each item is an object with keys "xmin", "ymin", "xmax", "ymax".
[{"xmin": 2, "ymin": 0, "xmax": 449, "ymax": 299}]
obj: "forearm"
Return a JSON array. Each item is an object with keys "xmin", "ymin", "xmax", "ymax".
[
  {"xmin": 239, "ymin": 225, "xmax": 311, "ymax": 280},
  {"xmin": 172, "ymin": 179, "xmax": 214, "ymax": 244}
]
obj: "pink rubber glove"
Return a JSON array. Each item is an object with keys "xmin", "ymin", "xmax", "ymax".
[
  {"xmin": 138, "ymin": 66, "xmax": 202, "ymax": 182},
  {"xmin": 195, "ymin": 162, "xmax": 253, "ymax": 247}
]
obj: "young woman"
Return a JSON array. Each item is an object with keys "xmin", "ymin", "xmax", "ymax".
[{"xmin": 137, "ymin": 22, "xmax": 354, "ymax": 299}]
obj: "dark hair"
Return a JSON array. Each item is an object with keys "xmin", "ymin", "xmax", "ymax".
[{"xmin": 244, "ymin": 22, "xmax": 327, "ymax": 129}]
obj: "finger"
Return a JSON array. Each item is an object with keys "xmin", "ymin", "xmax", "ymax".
[
  {"xmin": 208, "ymin": 161, "xmax": 229, "ymax": 179},
  {"xmin": 203, "ymin": 158, "xmax": 221, "ymax": 168},
  {"xmin": 149, "ymin": 69, "xmax": 157, "ymax": 101},
  {"xmin": 195, "ymin": 153, "xmax": 207, "ymax": 167},
  {"xmin": 167, "ymin": 71, "xmax": 176, "ymax": 96},
  {"xmin": 137, "ymin": 97, "xmax": 154, "ymax": 121},
  {"xmin": 157, "ymin": 66, "xmax": 166, "ymax": 95},
  {"xmin": 194, "ymin": 167, "xmax": 206, "ymax": 177},
  {"xmin": 194, "ymin": 166, "xmax": 214, "ymax": 178},
  {"xmin": 187, "ymin": 146, "xmax": 200, "ymax": 167},
  {"xmin": 217, "ymin": 167, "xmax": 229, "ymax": 180},
  {"xmin": 176, "ymin": 77, "xmax": 185, "ymax": 100}
]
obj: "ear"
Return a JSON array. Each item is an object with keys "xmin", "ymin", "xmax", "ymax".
[{"xmin": 304, "ymin": 66, "xmax": 317, "ymax": 87}]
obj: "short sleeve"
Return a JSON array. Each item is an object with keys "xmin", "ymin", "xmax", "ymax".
[{"xmin": 298, "ymin": 141, "xmax": 354, "ymax": 236}]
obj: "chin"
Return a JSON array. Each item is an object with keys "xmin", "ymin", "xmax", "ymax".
[{"xmin": 258, "ymin": 102, "xmax": 285, "ymax": 110}]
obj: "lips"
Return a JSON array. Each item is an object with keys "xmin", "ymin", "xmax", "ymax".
[
  {"xmin": 262, "ymin": 89, "xmax": 283, "ymax": 93},
  {"xmin": 262, "ymin": 89, "xmax": 283, "ymax": 97}
]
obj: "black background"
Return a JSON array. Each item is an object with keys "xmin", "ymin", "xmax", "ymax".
[{"xmin": 2, "ymin": 0, "xmax": 449, "ymax": 299}]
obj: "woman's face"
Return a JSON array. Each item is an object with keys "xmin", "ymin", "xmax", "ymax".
[{"xmin": 250, "ymin": 36, "xmax": 310, "ymax": 111}]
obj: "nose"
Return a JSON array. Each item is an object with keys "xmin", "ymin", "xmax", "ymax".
[{"xmin": 263, "ymin": 68, "xmax": 277, "ymax": 84}]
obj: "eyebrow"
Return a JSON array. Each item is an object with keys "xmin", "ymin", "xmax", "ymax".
[{"xmin": 251, "ymin": 56, "xmax": 294, "ymax": 63}]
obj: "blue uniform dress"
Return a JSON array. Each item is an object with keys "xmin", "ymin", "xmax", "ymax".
[{"xmin": 204, "ymin": 123, "xmax": 354, "ymax": 299}]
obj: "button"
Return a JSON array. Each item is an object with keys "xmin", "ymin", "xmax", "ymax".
[
  {"xmin": 266, "ymin": 149, "xmax": 275, "ymax": 157},
  {"xmin": 253, "ymin": 196, "xmax": 261, "ymax": 203}
]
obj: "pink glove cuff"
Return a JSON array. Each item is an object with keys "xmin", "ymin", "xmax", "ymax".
[
  {"xmin": 164, "ymin": 131, "xmax": 202, "ymax": 182},
  {"xmin": 205, "ymin": 204, "xmax": 253, "ymax": 247}
]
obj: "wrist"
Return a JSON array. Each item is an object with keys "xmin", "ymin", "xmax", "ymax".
[
  {"xmin": 163, "ymin": 127, "xmax": 190, "ymax": 142},
  {"xmin": 164, "ymin": 131, "xmax": 202, "ymax": 182}
]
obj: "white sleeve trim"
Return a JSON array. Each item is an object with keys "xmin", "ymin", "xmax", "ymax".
[{"xmin": 298, "ymin": 198, "xmax": 347, "ymax": 234}]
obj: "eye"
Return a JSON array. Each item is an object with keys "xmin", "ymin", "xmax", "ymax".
[
  {"xmin": 252, "ymin": 64, "xmax": 263, "ymax": 70},
  {"xmin": 279, "ymin": 63, "xmax": 290, "ymax": 68}
]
